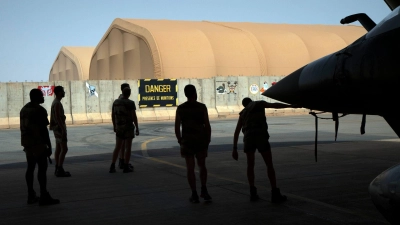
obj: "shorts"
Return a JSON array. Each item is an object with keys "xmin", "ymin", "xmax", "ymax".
[
  {"xmin": 53, "ymin": 129, "xmax": 68, "ymax": 144},
  {"xmin": 116, "ymin": 126, "xmax": 135, "ymax": 140},
  {"xmin": 180, "ymin": 141, "xmax": 208, "ymax": 158},
  {"xmin": 24, "ymin": 144, "xmax": 47, "ymax": 157},
  {"xmin": 243, "ymin": 138, "xmax": 271, "ymax": 153}
]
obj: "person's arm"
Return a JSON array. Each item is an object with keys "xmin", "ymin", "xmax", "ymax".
[
  {"xmin": 232, "ymin": 117, "xmax": 243, "ymax": 161},
  {"xmin": 260, "ymin": 101, "xmax": 298, "ymax": 109},
  {"xmin": 174, "ymin": 110, "xmax": 182, "ymax": 144},
  {"xmin": 132, "ymin": 110, "xmax": 139, "ymax": 136},
  {"xmin": 111, "ymin": 103, "xmax": 116, "ymax": 132},
  {"xmin": 55, "ymin": 103, "xmax": 67, "ymax": 136},
  {"xmin": 204, "ymin": 107, "xmax": 211, "ymax": 144},
  {"xmin": 40, "ymin": 109, "xmax": 52, "ymax": 156}
]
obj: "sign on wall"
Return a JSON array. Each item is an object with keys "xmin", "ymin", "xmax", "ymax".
[
  {"xmin": 38, "ymin": 86, "xmax": 55, "ymax": 96},
  {"xmin": 138, "ymin": 79, "xmax": 178, "ymax": 107}
]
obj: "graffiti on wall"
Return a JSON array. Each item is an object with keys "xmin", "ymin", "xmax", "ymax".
[
  {"xmin": 38, "ymin": 86, "xmax": 55, "ymax": 96},
  {"xmin": 249, "ymin": 84, "xmax": 259, "ymax": 95},
  {"xmin": 86, "ymin": 82, "xmax": 98, "ymax": 97},
  {"xmin": 216, "ymin": 81, "xmax": 238, "ymax": 94}
]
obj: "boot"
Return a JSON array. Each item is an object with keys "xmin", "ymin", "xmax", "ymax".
[
  {"xmin": 250, "ymin": 186, "xmax": 259, "ymax": 201},
  {"xmin": 123, "ymin": 163, "xmax": 133, "ymax": 173},
  {"xmin": 200, "ymin": 186, "xmax": 212, "ymax": 201},
  {"xmin": 39, "ymin": 192, "xmax": 60, "ymax": 206},
  {"xmin": 109, "ymin": 163, "xmax": 116, "ymax": 173},
  {"xmin": 271, "ymin": 188, "xmax": 287, "ymax": 203},
  {"xmin": 27, "ymin": 191, "xmax": 39, "ymax": 204}
]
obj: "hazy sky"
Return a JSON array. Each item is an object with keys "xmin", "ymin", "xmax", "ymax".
[{"xmin": 0, "ymin": 0, "xmax": 391, "ymax": 82}]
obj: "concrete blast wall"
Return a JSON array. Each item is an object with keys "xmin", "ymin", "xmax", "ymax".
[{"xmin": 0, "ymin": 76, "xmax": 307, "ymax": 128}]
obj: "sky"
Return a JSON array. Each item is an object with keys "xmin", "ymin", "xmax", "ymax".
[{"xmin": 0, "ymin": 0, "xmax": 391, "ymax": 82}]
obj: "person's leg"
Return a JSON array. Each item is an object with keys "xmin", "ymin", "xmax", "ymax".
[
  {"xmin": 110, "ymin": 137, "xmax": 123, "ymax": 173},
  {"xmin": 185, "ymin": 155, "xmax": 199, "ymax": 202},
  {"xmin": 185, "ymin": 156, "xmax": 196, "ymax": 191},
  {"xmin": 246, "ymin": 151, "xmax": 260, "ymax": 201},
  {"xmin": 58, "ymin": 142, "xmax": 68, "ymax": 167},
  {"xmin": 123, "ymin": 138, "xmax": 133, "ymax": 173},
  {"xmin": 246, "ymin": 152, "xmax": 256, "ymax": 187},
  {"xmin": 37, "ymin": 154, "xmax": 60, "ymax": 206},
  {"xmin": 54, "ymin": 142, "xmax": 61, "ymax": 171},
  {"xmin": 196, "ymin": 152, "xmax": 207, "ymax": 187},
  {"xmin": 55, "ymin": 142, "xmax": 70, "ymax": 177},
  {"xmin": 119, "ymin": 140, "xmax": 126, "ymax": 168},
  {"xmin": 196, "ymin": 151, "xmax": 212, "ymax": 201},
  {"xmin": 259, "ymin": 142, "xmax": 287, "ymax": 203},
  {"xmin": 37, "ymin": 154, "xmax": 48, "ymax": 195},
  {"xmin": 244, "ymin": 141, "xmax": 259, "ymax": 201},
  {"xmin": 260, "ymin": 150, "xmax": 277, "ymax": 189},
  {"xmin": 25, "ymin": 152, "xmax": 37, "ymax": 203}
]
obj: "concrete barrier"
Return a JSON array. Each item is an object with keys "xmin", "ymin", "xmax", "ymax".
[
  {"xmin": 99, "ymin": 80, "xmax": 114, "ymax": 123},
  {"xmin": 85, "ymin": 80, "xmax": 102, "ymax": 123},
  {"xmin": 70, "ymin": 81, "xmax": 88, "ymax": 124},
  {"xmin": 0, "ymin": 76, "xmax": 309, "ymax": 129},
  {"xmin": 7, "ymin": 83, "xmax": 24, "ymax": 128},
  {"xmin": 215, "ymin": 76, "xmax": 231, "ymax": 116},
  {"xmin": 0, "ymin": 83, "xmax": 9, "ymax": 129},
  {"xmin": 201, "ymin": 78, "xmax": 218, "ymax": 118}
]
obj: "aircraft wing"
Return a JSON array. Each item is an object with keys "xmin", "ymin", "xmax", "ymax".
[{"xmin": 384, "ymin": 0, "xmax": 400, "ymax": 10}]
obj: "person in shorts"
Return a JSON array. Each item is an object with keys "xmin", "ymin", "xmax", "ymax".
[
  {"xmin": 50, "ymin": 86, "xmax": 71, "ymax": 177},
  {"xmin": 232, "ymin": 97, "xmax": 297, "ymax": 203},
  {"xmin": 21, "ymin": 88, "xmax": 60, "ymax": 205},
  {"xmin": 175, "ymin": 84, "xmax": 212, "ymax": 203},
  {"xmin": 116, "ymin": 83, "xmax": 132, "ymax": 169},
  {"xmin": 109, "ymin": 87, "xmax": 139, "ymax": 173}
]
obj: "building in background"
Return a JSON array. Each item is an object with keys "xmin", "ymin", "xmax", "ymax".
[{"xmin": 49, "ymin": 19, "xmax": 366, "ymax": 81}]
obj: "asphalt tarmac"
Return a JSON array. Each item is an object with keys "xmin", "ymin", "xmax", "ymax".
[{"xmin": 0, "ymin": 114, "xmax": 399, "ymax": 224}]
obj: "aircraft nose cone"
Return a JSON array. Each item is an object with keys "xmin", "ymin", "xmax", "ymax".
[
  {"xmin": 369, "ymin": 163, "xmax": 400, "ymax": 224},
  {"xmin": 262, "ymin": 66, "xmax": 303, "ymax": 104}
]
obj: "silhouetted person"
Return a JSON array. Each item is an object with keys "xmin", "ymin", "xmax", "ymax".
[
  {"xmin": 233, "ymin": 97, "xmax": 296, "ymax": 203},
  {"xmin": 109, "ymin": 87, "xmax": 139, "ymax": 173},
  {"xmin": 175, "ymin": 84, "xmax": 212, "ymax": 203},
  {"xmin": 116, "ymin": 83, "xmax": 133, "ymax": 170},
  {"xmin": 50, "ymin": 86, "xmax": 71, "ymax": 177},
  {"xmin": 20, "ymin": 88, "xmax": 60, "ymax": 205}
]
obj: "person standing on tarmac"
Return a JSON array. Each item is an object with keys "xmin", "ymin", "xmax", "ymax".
[
  {"xmin": 233, "ymin": 97, "xmax": 297, "ymax": 203},
  {"xmin": 20, "ymin": 88, "xmax": 60, "ymax": 205},
  {"xmin": 175, "ymin": 84, "xmax": 212, "ymax": 203},
  {"xmin": 109, "ymin": 87, "xmax": 139, "ymax": 173},
  {"xmin": 50, "ymin": 86, "xmax": 71, "ymax": 177},
  {"xmin": 116, "ymin": 83, "xmax": 133, "ymax": 170}
]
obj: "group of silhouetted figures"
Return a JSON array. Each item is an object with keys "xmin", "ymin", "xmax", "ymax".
[{"xmin": 20, "ymin": 83, "xmax": 298, "ymax": 205}]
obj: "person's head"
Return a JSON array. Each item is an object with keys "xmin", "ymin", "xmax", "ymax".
[
  {"xmin": 184, "ymin": 84, "xmax": 197, "ymax": 100},
  {"xmin": 121, "ymin": 83, "xmax": 130, "ymax": 91},
  {"xmin": 122, "ymin": 87, "xmax": 131, "ymax": 98},
  {"xmin": 30, "ymin": 89, "xmax": 44, "ymax": 104},
  {"xmin": 242, "ymin": 97, "xmax": 253, "ymax": 107},
  {"xmin": 54, "ymin": 86, "xmax": 65, "ymax": 98}
]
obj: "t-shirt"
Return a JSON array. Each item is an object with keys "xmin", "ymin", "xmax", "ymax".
[
  {"xmin": 20, "ymin": 102, "xmax": 49, "ymax": 147},
  {"xmin": 112, "ymin": 98, "xmax": 136, "ymax": 129},
  {"xmin": 239, "ymin": 101, "xmax": 269, "ymax": 142},
  {"xmin": 176, "ymin": 101, "xmax": 208, "ymax": 147},
  {"xmin": 50, "ymin": 98, "xmax": 66, "ymax": 131}
]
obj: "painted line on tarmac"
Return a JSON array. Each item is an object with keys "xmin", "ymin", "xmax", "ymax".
[
  {"xmin": 140, "ymin": 137, "xmax": 165, "ymax": 157},
  {"xmin": 133, "ymin": 151, "xmax": 383, "ymax": 223}
]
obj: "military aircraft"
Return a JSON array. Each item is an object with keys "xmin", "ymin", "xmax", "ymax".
[{"xmin": 262, "ymin": 0, "xmax": 400, "ymax": 224}]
